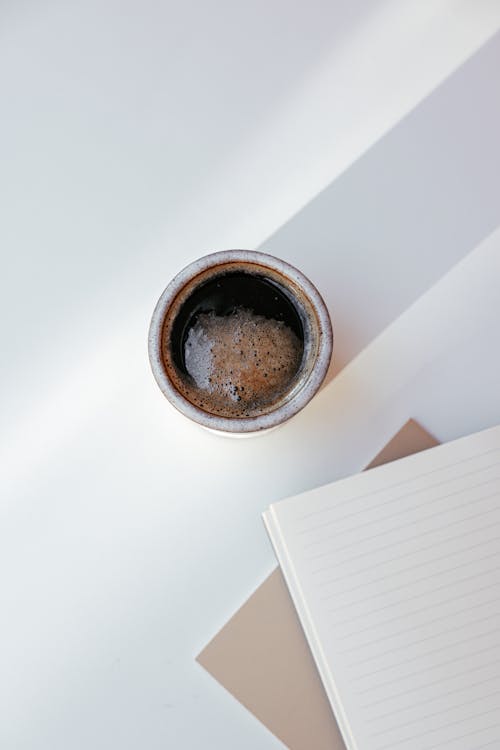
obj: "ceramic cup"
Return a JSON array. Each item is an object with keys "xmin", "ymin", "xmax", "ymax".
[{"xmin": 148, "ymin": 250, "xmax": 332, "ymax": 436}]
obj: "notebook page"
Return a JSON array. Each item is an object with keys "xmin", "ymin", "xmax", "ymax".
[{"xmin": 264, "ymin": 424, "xmax": 500, "ymax": 750}]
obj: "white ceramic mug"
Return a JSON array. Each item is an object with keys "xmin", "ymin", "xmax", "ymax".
[{"xmin": 148, "ymin": 250, "xmax": 332, "ymax": 436}]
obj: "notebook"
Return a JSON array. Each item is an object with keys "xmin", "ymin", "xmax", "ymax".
[
  {"xmin": 197, "ymin": 419, "xmax": 439, "ymax": 750},
  {"xmin": 264, "ymin": 424, "xmax": 500, "ymax": 750}
]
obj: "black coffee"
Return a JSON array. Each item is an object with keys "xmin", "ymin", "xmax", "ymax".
[{"xmin": 166, "ymin": 272, "xmax": 305, "ymax": 418}]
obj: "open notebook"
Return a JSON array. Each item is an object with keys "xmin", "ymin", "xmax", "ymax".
[{"xmin": 264, "ymin": 424, "xmax": 500, "ymax": 750}]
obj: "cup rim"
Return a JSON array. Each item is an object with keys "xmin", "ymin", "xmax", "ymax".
[{"xmin": 148, "ymin": 249, "xmax": 333, "ymax": 433}]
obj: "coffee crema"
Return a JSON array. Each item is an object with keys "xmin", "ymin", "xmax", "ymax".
[
  {"xmin": 183, "ymin": 307, "xmax": 302, "ymax": 416},
  {"xmin": 162, "ymin": 271, "xmax": 306, "ymax": 418}
]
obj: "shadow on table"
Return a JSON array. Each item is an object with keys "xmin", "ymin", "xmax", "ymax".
[{"xmin": 260, "ymin": 30, "xmax": 500, "ymax": 388}]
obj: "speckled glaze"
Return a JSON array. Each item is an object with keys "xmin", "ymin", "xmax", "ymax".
[{"xmin": 148, "ymin": 250, "xmax": 333, "ymax": 435}]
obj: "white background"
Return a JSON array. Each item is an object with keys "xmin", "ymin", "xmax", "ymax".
[{"xmin": 1, "ymin": 3, "xmax": 500, "ymax": 748}]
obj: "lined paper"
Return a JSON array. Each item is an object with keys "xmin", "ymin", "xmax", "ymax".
[{"xmin": 264, "ymin": 425, "xmax": 500, "ymax": 750}]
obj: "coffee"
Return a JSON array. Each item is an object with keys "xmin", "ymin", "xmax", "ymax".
[
  {"xmin": 164, "ymin": 272, "xmax": 305, "ymax": 418},
  {"xmin": 150, "ymin": 250, "xmax": 332, "ymax": 434}
]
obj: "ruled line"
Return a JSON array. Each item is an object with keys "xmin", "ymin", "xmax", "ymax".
[
  {"xmin": 347, "ymin": 610, "xmax": 500, "ymax": 669},
  {"xmin": 378, "ymin": 706, "xmax": 500, "ymax": 750},
  {"xmin": 335, "ymin": 584, "xmax": 500, "ymax": 644},
  {"xmin": 367, "ymin": 673, "xmax": 500, "ymax": 723},
  {"xmin": 360, "ymin": 656, "xmax": 500, "ymax": 709},
  {"xmin": 300, "ymin": 467, "xmax": 500, "ymax": 542},
  {"xmin": 372, "ymin": 685, "xmax": 500, "ymax": 736},
  {"xmin": 303, "ymin": 475, "xmax": 500, "ymax": 552},
  {"xmin": 315, "ymin": 521, "xmax": 500, "ymax": 582},
  {"xmin": 357, "ymin": 640, "xmax": 500, "ymax": 696},
  {"xmin": 321, "ymin": 535, "xmax": 498, "ymax": 597},
  {"xmin": 311, "ymin": 521, "xmax": 500, "ymax": 583},
  {"xmin": 308, "ymin": 493, "xmax": 499, "ymax": 563},
  {"xmin": 325, "ymin": 548, "xmax": 500, "ymax": 611},
  {"xmin": 424, "ymin": 722, "xmax": 500, "ymax": 750},
  {"xmin": 297, "ymin": 444, "xmax": 500, "ymax": 522},
  {"xmin": 330, "ymin": 563, "xmax": 500, "ymax": 625}
]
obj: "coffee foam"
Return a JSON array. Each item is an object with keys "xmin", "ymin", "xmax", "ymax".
[{"xmin": 181, "ymin": 307, "xmax": 303, "ymax": 417}]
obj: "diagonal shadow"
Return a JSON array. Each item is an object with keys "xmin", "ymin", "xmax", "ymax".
[{"xmin": 259, "ymin": 30, "xmax": 500, "ymax": 386}]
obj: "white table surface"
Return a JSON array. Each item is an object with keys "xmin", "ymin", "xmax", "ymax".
[{"xmin": 1, "ymin": 3, "xmax": 500, "ymax": 748}]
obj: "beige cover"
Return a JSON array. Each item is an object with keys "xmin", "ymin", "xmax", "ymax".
[{"xmin": 197, "ymin": 420, "xmax": 439, "ymax": 750}]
